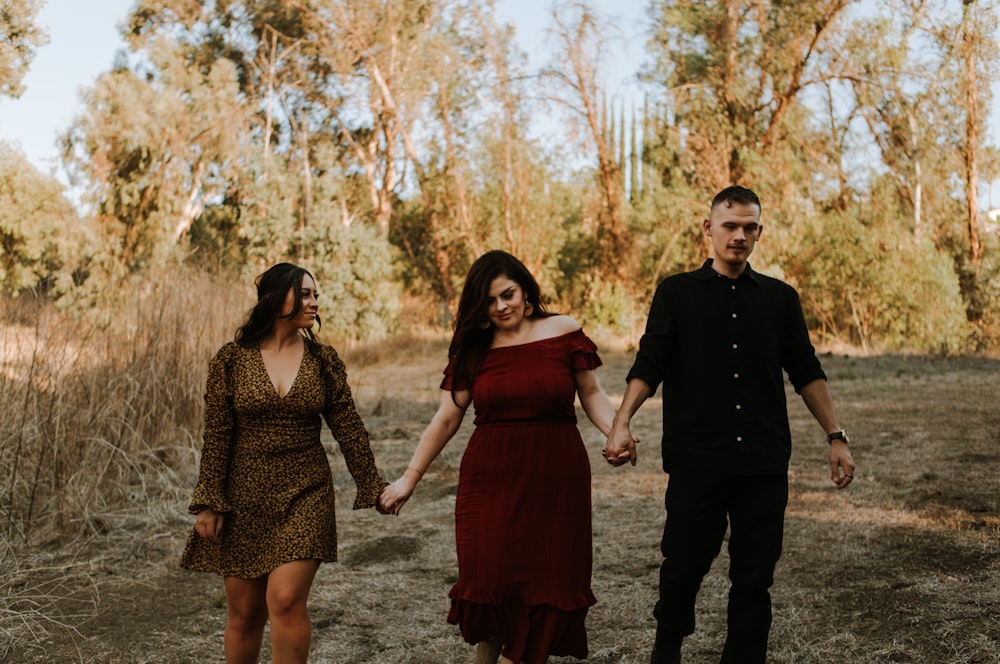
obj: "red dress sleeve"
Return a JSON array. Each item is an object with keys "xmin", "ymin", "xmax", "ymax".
[
  {"xmin": 440, "ymin": 355, "xmax": 474, "ymax": 391},
  {"xmin": 440, "ymin": 356, "xmax": 456, "ymax": 391},
  {"xmin": 569, "ymin": 329, "xmax": 603, "ymax": 371}
]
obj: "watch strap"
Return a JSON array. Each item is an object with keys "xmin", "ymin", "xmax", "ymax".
[{"xmin": 827, "ymin": 430, "xmax": 848, "ymax": 444}]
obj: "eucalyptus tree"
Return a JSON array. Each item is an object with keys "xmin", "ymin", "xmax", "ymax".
[
  {"xmin": 114, "ymin": 0, "xmax": 336, "ymax": 267},
  {"xmin": 634, "ymin": 0, "xmax": 863, "ymax": 309},
  {"xmin": 842, "ymin": 1, "xmax": 956, "ymax": 240},
  {"xmin": 274, "ymin": 0, "xmax": 560, "ymax": 302},
  {"xmin": 0, "ymin": 142, "xmax": 86, "ymax": 295},
  {"xmin": 840, "ymin": 0, "xmax": 998, "ymax": 334},
  {"xmin": 469, "ymin": 4, "xmax": 577, "ymax": 292},
  {"xmin": 956, "ymin": 0, "xmax": 996, "ymax": 270},
  {"xmin": 946, "ymin": 0, "xmax": 998, "ymax": 331},
  {"xmin": 302, "ymin": 0, "xmax": 549, "ymax": 302},
  {"xmin": 306, "ymin": 0, "xmax": 487, "ymax": 298},
  {"xmin": 845, "ymin": 1, "xmax": 996, "ymax": 239},
  {"xmin": 542, "ymin": 1, "xmax": 631, "ymax": 279},
  {"xmin": 636, "ymin": 0, "xmax": 993, "ymax": 350},
  {"xmin": 642, "ymin": 0, "xmax": 855, "ymax": 196},
  {"xmin": 0, "ymin": 0, "xmax": 48, "ymax": 99},
  {"xmin": 67, "ymin": 0, "xmax": 572, "ymax": 332},
  {"xmin": 62, "ymin": 42, "xmax": 248, "ymax": 270}
]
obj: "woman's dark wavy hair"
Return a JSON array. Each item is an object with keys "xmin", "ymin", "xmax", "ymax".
[
  {"xmin": 448, "ymin": 250, "xmax": 553, "ymax": 402},
  {"xmin": 235, "ymin": 263, "xmax": 321, "ymax": 347}
]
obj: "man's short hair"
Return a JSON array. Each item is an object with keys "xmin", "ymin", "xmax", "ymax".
[{"xmin": 711, "ymin": 185, "xmax": 761, "ymax": 214}]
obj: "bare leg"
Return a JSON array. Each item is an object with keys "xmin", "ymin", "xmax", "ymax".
[
  {"xmin": 474, "ymin": 638, "xmax": 502, "ymax": 664},
  {"xmin": 223, "ymin": 576, "xmax": 269, "ymax": 664},
  {"xmin": 266, "ymin": 559, "xmax": 321, "ymax": 664}
]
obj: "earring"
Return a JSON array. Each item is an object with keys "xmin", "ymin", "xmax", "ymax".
[{"xmin": 479, "ymin": 320, "xmax": 491, "ymax": 329}]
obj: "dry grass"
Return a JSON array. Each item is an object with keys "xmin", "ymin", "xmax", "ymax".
[{"xmin": 1, "ymin": 285, "xmax": 999, "ymax": 663}]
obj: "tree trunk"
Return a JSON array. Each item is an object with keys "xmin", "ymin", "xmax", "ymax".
[{"xmin": 963, "ymin": 4, "xmax": 982, "ymax": 268}]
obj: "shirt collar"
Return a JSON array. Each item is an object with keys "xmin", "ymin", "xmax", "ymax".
[{"xmin": 696, "ymin": 259, "xmax": 762, "ymax": 285}]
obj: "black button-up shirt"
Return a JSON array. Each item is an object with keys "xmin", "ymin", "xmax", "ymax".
[{"xmin": 627, "ymin": 260, "xmax": 826, "ymax": 475}]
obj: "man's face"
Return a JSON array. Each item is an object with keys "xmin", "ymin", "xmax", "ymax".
[{"xmin": 703, "ymin": 201, "xmax": 762, "ymax": 277}]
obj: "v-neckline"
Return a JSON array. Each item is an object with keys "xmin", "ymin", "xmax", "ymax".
[{"xmin": 257, "ymin": 344, "xmax": 305, "ymax": 399}]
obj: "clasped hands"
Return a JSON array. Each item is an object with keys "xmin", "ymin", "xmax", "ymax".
[
  {"xmin": 379, "ymin": 475, "xmax": 417, "ymax": 515},
  {"xmin": 602, "ymin": 426, "xmax": 639, "ymax": 467}
]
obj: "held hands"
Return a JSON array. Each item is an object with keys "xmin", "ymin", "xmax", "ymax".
[
  {"xmin": 195, "ymin": 508, "xmax": 224, "ymax": 544},
  {"xmin": 603, "ymin": 425, "xmax": 639, "ymax": 467},
  {"xmin": 379, "ymin": 472, "xmax": 419, "ymax": 515},
  {"xmin": 829, "ymin": 440, "xmax": 856, "ymax": 490}
]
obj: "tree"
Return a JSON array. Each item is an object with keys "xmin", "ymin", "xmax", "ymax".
[
  {"xmin": 62, "ymin": 43, "xmax": 248, "ymax": 269},
  {"xmin": 636, "ymin": 0, "xmax": 1000, "ymax": 349},
  {"xmin": 0, "ymin": 141, "xmax": 88, "ymax": 296},
  {"xmin": 842, "ymin": 0, "xmax": 998, "ymax": 335},
  {"xmin": 643, "ymin": 0, "xmax": 855, "ymax": 192},
  {"xmin": 123, "ymin": 0, "xmax": 521, "ymax": 294},
  {"xmin": 959, "ymin": 0, "xmax": 993, "ymax": 270},
  {"xmin": 543, "ymin": 1, "xmax": 630, "ymax": 278},
  {"xmin": 0, "ymin": 0, "xmax": 48, "ymax": 99}
]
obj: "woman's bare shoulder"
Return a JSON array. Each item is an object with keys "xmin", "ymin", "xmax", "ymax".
[{"xmin": 536, "ymin": 314, "xmax": 581, "ymax": 337}]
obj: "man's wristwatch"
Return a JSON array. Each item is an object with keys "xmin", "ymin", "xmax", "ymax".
[{"xmin": 826, "ymin": 430, "xmax": 849, "ymax": 445}]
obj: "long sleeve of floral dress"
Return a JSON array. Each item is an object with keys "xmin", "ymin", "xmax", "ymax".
[
  {"xmin": 188, "ymin": 343, "xmax": 238, "ymax": 515},
  {"xmin": 316, "ymin": 344, "xmax": 388, "ymax": 510}
]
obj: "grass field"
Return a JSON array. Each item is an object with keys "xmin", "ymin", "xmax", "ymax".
[{"xmin": 2, "ymin": 297, "xmax": 999, "ymax": 663}]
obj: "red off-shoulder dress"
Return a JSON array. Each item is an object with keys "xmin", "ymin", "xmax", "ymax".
[{"xmin": 443, "ymin": 329, "xmax": 600, "ymax": 664}]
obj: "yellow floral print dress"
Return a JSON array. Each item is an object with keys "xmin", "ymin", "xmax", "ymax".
[{"xmin": 180, "ymin": 341, "xmax": 386, "ymax": 578}]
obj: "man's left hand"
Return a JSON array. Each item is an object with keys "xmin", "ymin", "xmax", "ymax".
[{"xmin": 829, "ymin": 440, "xmax": 855, "ymax": 489}]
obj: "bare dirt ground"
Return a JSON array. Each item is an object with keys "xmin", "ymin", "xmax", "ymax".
[{"xmin": 6, "ymin": 347, "xmax": 1000, "ymax": 663}]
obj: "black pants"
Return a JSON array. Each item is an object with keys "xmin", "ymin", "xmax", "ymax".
[{"xmin": 653, "ymin": 467, "xmax": 788, "ymax": 664}]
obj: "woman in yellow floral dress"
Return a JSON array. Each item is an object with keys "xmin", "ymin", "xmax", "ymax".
[{"xmin": 181, "ymin": 263, "xmax": 388, "ymax": 664}]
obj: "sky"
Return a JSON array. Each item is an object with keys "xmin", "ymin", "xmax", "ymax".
[{"xmin": 1, "ymin": 0, "xmax": 998, "ymax": 206}]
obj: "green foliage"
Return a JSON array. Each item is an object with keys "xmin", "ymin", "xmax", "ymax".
[
  {"xmin": 475, "ymin": 144, "xmax": 583, "ymax": 298},
  {"xmin": 973, "ymin": 232, "xmax": 1000, "ymax": 349},
  {"xmin": 305, "ymin": 222, "xmax": 402, "ymax": 344},
  {"xmin": 627, "ymin": 169, "xmax": 706, "ymax": 296},
  {"xmin": 0, "ymin": 143, "xmax": 90, "ymax": 296},
  {"xmin": 187, "ymin": 200, "xmax": 244, "ymax": 273},
  {"xmin": 789, "ymin": 211, "xmax": 970, "ymax": 353},
  {"xmin": 62, "ymin": 42, "xmax": 247, "ymax": 271},
  {"xmin": 191, "ymin": 183, "xmax": 402, "ymax": 342},
  {"xmin": 574, "ymin": 276, "xmax": 646, "ymax": 340}
]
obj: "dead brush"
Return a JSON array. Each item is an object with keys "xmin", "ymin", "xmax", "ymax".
[
  {"xmin": 0, "ymin": 268, "xmax": 246, "ymax": 651},
  {"xmin": 0, "ymin": 539, "xmax": 102, "ymax": 662}
]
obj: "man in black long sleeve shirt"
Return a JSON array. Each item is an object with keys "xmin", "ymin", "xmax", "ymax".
[{"xmin": 605, "ymin": 186, "xmax": 856, "ymax": 664}]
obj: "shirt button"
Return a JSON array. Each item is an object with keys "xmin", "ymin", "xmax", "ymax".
[
  {"xmin": 736, "ymin": 436, "xmax": 743, "ymax": 442},
  {"xmin": 732, "ymin": 344, "xmax": 738, "ymax": 350},
  {"xmin": 733, "ymin": 373, "xmax": 740, "ymax": 379},
  {"xmin": 736, "ymin": 404, "xmax": 742, "ymax": 410},
  {"xmin": 731, "ymin": 313, "xmax": 737, "ymax": 318}
]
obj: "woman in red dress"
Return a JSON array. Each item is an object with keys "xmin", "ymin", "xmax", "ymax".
[{"xmin": 380, "ymin": 250, "xmax": 616, "ymax": 664}]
